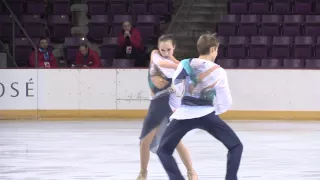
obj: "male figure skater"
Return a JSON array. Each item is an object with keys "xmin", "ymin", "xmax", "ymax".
[{"xmin": 156, "ymin": 33, "xmax": 243, "ymax": 180}]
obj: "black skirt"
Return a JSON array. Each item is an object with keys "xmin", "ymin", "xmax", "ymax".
[{"xmin": 139, "ymin": 94, "xmax": 173, "ymax": 153}]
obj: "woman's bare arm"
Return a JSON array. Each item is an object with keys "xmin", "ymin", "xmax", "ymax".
[{"xmin": 151, "ymin": 50, "xmax": 179, "ymax": 69}]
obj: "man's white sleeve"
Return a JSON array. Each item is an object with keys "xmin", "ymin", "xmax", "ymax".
[{"xmin": 214, "ymin": 69, "xmax": 232, "ymax": 115}]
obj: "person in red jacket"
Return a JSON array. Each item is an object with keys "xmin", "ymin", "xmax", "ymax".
[
  {"xmin": 28, "ymin": 37, "xmax": 57, "ymax": 68},
  {"xmin": 73, "ymin": 42, "xmax": 102, "ymax": 68},
  {"xmin": 117, "ymin": 21, "xmax": 145, "ymax": 67}
]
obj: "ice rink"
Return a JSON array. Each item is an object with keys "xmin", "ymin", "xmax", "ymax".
[{"xmin": 0, "ymin": 120, "xmax": 320, "ymax": 180}]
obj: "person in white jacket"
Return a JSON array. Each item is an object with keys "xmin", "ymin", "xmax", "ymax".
[{"xmin": 156, "ymin": 33, "xmax": 243, "ymax": 180}]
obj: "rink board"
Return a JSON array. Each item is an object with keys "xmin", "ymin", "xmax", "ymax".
[
  {"xmin": 1, "ymin": 69, "xmax": 320, "ymax": 120},
  {"xmin": 1, "ymin": 110, "xmax": 320, "ymax": 120}
]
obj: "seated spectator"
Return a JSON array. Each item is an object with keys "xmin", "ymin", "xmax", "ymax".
[
  {"xmin": 73, "ymin": 42, "xmax": 102, "ymax": 68},
  {"xmin": 29, "ymin": 37, "xmax": 57, "ymax": 68},
  {"xmin": 117, "ymin": 21, "xmax": 145, "ymax": 67}
]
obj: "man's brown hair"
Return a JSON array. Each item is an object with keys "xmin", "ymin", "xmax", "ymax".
[{"xmin": 196, "ymin": 32, "xmax": 219, "ymax": 55}]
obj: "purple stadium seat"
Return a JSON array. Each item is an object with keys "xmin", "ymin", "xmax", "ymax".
[
  {"xmin": 229, "ymin": 0, "xmax": 247, "ymax": 14},
  {"xmin": 270, "ymin": 36, "xmax": 292, "ymax": 58},
  {"xmin": 110, "ymin": 25, "xmax": 124, "ymax": 37},
  {"xmin": 239, "ymin": 59, "xmax": 261, "ymax": 68},
  {"xmin": 88, "ymin": 15, "xmax": 110, "ymax": 42},
  {"xmin": 305, "ymin": 59, "xmax": 320, "ymax": 69},
  {"xmin": 283, "ymin": 59, "xmax": 305, "ymax": 68},
  {"xmin": 316, "ymin": 2, "xmax": 320, "ymax": 14},
  {"xmin": 64, "ymin": 37, "xmax": 85, "ymax": 47},
  {"xmin": 136, "ymin": 15, "xmax": 159, "ymax": 41},
  {"xmin": 238, "ymin": 15, "xmax": 260, "ymax": 36},
  {"xmin": 217, "ymin": 36, "xmax": 228, "ymax": 58},
  {"xmin": 3, "ymin": 0, "xmax": 25, "ymax": 15},
  {"xmin": 129, "ymin": 1, "xmax": 148, "ymax": 14},
  {"xmin": 146, "ymin": 0, "xmax": 169, "ymax": 3},
  {"xmin": 26, "ymin": 0, "xmax": 45, "ymax": 15},
  {"xmin": 100, "ymin": 59, "xmax": 111, "ymax": 67},
  {"xmin": 109, "ymin": 0, "xmax": 128, "ymax": 15},
  {"xmin": 249, "ymin": 0, "xmax": 269, "ymax": 14},
  {"xmin": 100, "ymin": 37, "xmax": 118, "ymax": 60},
  {"xmin": 112, "ymin": 58, "xmax": 135, "ymax": 68},
  {"xmin": 260, "ymin": 15, "xmax": 282, "ymax": 36},
  {"xmin": 50, "ymin": 0, "xmax": 70, "ymax": 15},
  {"xmin": 48, "ymin": 15, "xmax": 71, "ymax": 42},
  {"xmin": 87, "ymin": 0, "xmax": 107, "ymax": 14},
  {"xmin": 168, "ymin": 2, "xmax": 178, "ymax": 20},
  {"xmin": 136, "ymin": 15, "xmax": 158, "ymax": 25},
  {"xmin": 0, "ymin": 2, "xmax": 2, "ymax": 14},
  {"xmin": 261, "ymin": 59, "xmax": 283, "ymax": 68},
  {"xmin": 293, "ymin": 0, "xmax": 312, "ymax": 14},
  {"xmin": 217, "ymin": 15, "xmax": 238, "ymax": 36},
  {"xmin": 215, "ymin": 58, "xmax": 239, "ymax": 69},
  {"xmin": 64, "ymin": 37, "xmax": 86, "ymax": 64},
  {"xmin": 66, "ymin": 48, "xmax": 78, "ymax": 65},
  {"xmin": 87, "ymin": 0, "xmax": 107, "ymax": 13},
  {"xmin": 21, "ymin": 15, "xmax": 45, "ymax": 38},
  {"xmin": 282, "ymin": 15, "xmax": 303, "ymax": 36},
  {"xmin": 150, "ymin": 2, "xmax": 168, "ymax": 16},
  {"xmin": 111, "ymin": 15, "xmax": 133, "ymax": 36},
  {"xmin": 293, "ymin": 36, "xmax": 314, "ymax": 58},
  {"xmin": 13, "ymin": 37, "xmax": 39, "ymax": 66},
  {"xmin": 272, "ymin": 0, "xmax": 291, "ymax": 14},
  {"xmin": 314, "ymin": 37, "xmax": 320, "ymax": 58},
  {"xmin": 226, "ymin": 36, "xmax": 248, "ymax": 58},
  {"xmin": 248, "ymin": 36, "xmax": 270, "ymax": 59},
  {"xmin": 0, "ymin": 15, "xmax": 21, "ymax": 41},
  {"xmin": 14, "ymin": 37, "xmax": 39, "ymax": 47},
  {"xmin": 101, "ymin": 37, "xmax": 118, "ymax": 46},
  {"xmin": 113, "ymin": 14, "xmax": 133, "ymax": 24},
  {"xmin": 305, "ymin": 15, "xmax": 320, "ymax": 36},
  {"xmin": 110, "ymin": 0, "xmax": 128, "ymax": 2}
]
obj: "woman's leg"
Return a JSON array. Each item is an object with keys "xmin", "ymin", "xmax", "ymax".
[
  {"xmin": 137, "ymin": 127, "xmax": 158, "ymax": 180},
  {"xmin": 176, "ymin": 142, "xmax": 198, "ymax": 180}
]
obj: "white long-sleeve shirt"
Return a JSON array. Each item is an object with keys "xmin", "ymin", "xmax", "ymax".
[{"xmin": 170, "ymin": 58, "xmax": 232, "ymax": 120}]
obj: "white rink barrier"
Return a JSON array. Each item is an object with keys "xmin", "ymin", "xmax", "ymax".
[{"xmin": 1, "ymin": 69, "xmax": 320, "ymax": 120}]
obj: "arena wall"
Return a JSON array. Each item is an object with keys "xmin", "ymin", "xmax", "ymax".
[{"xmin": 1, "ymin": 69, "xmax": 320, "ymax": 120}]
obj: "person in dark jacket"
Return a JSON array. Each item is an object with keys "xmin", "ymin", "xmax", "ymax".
[
  {"xmin": 73, "ymin": 42, "xmax": 101, "ymax": 68},
  {"xmin": 29, "ymin": 37, "xmax": 57, "ymax": 68}
]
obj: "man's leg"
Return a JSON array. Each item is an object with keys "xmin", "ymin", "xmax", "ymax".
[
  {"xmin": 201, "ymin": 113, "xmax": 243, "ymax": 180},
  {"xmin": 157, "ymin": 119, "xmax": 196, "ymax": 180}
]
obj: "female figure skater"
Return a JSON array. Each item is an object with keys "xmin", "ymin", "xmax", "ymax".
[{"xmin": 137, "ymin": 34, "xmax": 197, "ymax": 180}]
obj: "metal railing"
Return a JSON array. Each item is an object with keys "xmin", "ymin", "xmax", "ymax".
[{"xmin": 2, "ymin": 0, "xmax": 38, "ymax": 68}]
